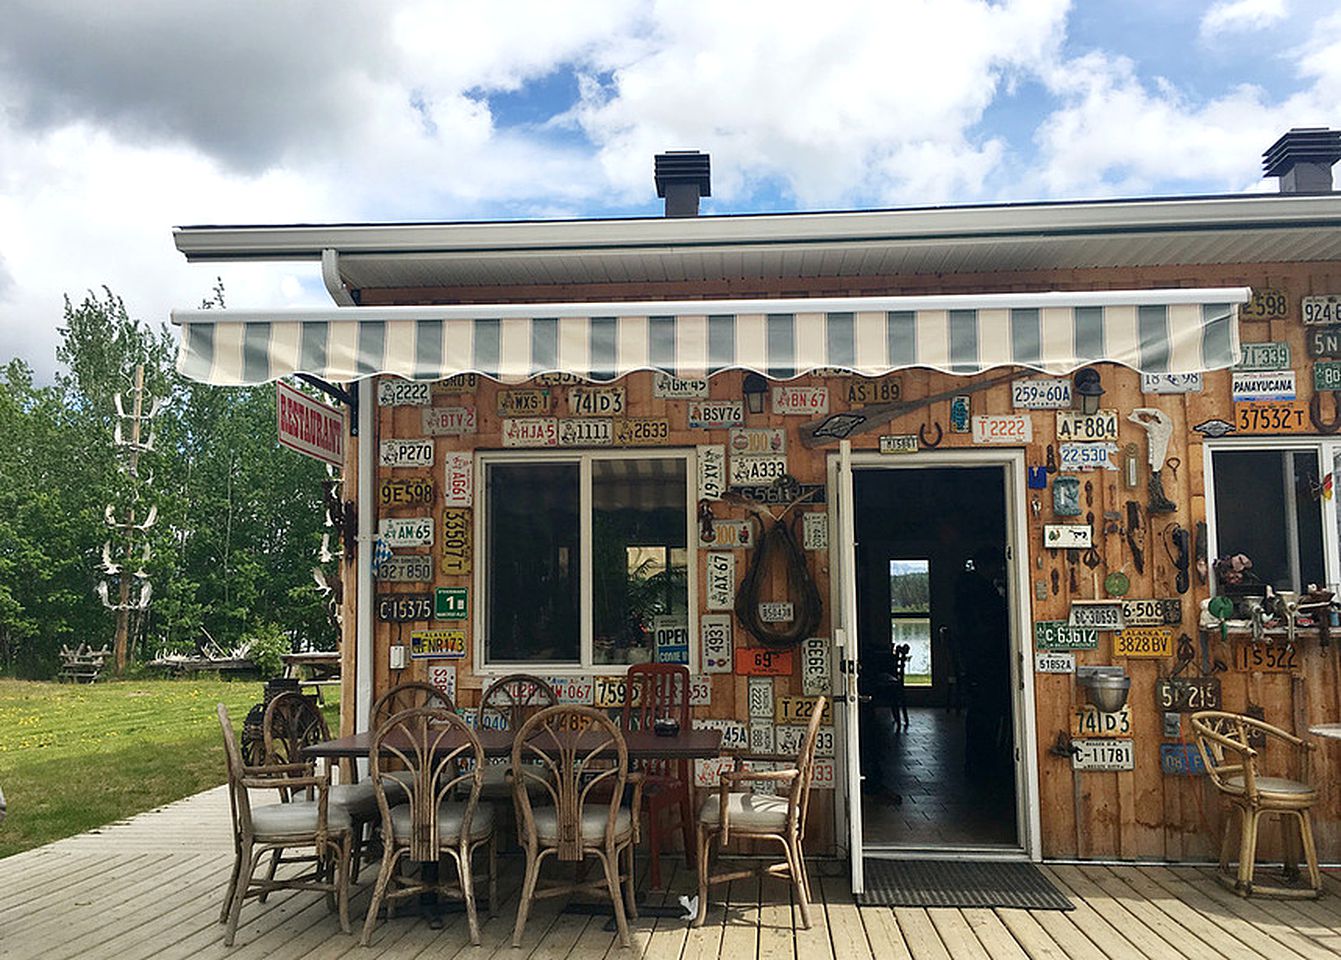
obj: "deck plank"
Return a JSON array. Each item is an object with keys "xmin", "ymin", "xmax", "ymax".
[
  {"xmin": 893, "ymin": 908, "xmax": 953, "ymax": 960},
  {"xmin": 959, "ymin": 909, "xmax": 1031, "ymax": 960},
  {"xmin": 1045, "ymin": 865, "xmax": 1207, "ymax": 960},
  {"xmin": 926, "ymin": 908, "xmax": 992, "ymax": 960}
]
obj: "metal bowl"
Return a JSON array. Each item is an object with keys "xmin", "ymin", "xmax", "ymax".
[{"xmin": 1085, "ymin": 675, "xmax": 1131, "ymax": 713}]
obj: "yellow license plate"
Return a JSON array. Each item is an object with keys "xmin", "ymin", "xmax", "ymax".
[
  {"xmin": 1231, "ymin": 642, "xmax": 1298, "ymax": 673},
  {"xmin": 1113, "ymin": 627, "xmax": 1173, "ymax": 657},
  {"xmin": 1234, "ymin": 401, "xmax": 1308, "ymax": 434},
  {"xmin": 1072, "ymin": 703, "xmax": 1132, "ymax": 738},
  {"xmin": 775, "ymin": 696, "xmax": 832, "ymax": 725}
]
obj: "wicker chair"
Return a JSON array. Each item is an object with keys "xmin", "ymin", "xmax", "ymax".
[
  {"xmin": 623, "ymin": 663, "xmax": 695, "ymax": 890},
  {"xmin": 476, "ymin": 674, "xmax": 558, "ymax": 808},
  {"xmin": 262, "ymin": 692, "xmax": 378, "ymax": 884},
  {"xmin": 511, "ymin": 705, "xmax": 645, "ymax": 948},
  {"xmin": 694, "ymin": 695, "xmax": 828, "ymax": 928},
  {"xmin": 361, "ymin": 706, "xmax": 497, "ymax": 945},
  {"xmin": 1191, "ymin": 710, "xmax": 1322, "ymax": 898},
  {"xmin": 217, "ymin": 703, "xmax": 351, "ymax": 946},
  {"xmin": 370, "ymin": 681, "xmax": 454, "ymax": 729}
]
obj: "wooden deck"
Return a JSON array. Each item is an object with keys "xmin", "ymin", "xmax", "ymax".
[{"xmin": 3, "ymin": 787, "xmax": 1341, "ymax": 959}]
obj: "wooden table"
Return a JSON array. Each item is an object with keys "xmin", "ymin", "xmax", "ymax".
[
  {"xmin": 281, "ymin": 652, "xmax": 341, "ymax": 703},
  {"xmin": 304, "ymin": 726, "xmax": 723, "ymax": 762}
]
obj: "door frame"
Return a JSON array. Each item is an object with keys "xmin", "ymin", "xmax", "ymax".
[{"xmin": 828, "ymin": 447, "xmax": 1043, "ymax": 886}]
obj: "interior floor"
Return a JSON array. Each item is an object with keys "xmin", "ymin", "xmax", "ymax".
[{"xmin": 861, "ymin": 706, "xmax": 1018, "ymax": 848}]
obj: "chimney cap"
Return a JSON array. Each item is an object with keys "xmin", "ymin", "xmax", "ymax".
[
  {"xmin": 1262, "ymin": 127, "xmax": 1341, "ymax": 178},
  {"xmin": 654, "ymin": 151, "xmax": 711, "ymax": 198}
]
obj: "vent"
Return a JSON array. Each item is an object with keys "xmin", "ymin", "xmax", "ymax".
[
  {"xmin": 1262, "ymin": 128, "xmax": 1341, "ymax": 194},
  {"xmin": 654, "ymin": 151, "xmax": 711, "ymax": 217}
]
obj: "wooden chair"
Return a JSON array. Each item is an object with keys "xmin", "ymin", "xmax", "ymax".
[
  {"xmin": 370, "ymin": 681, "xmax": 454, "ymax": 729},
  {"xmin": 623, "ymin": 662, "xmax": 695, "ymax": 890},
  {"xmin": 511, "ymin": 705, "xmax": 645, "ymax": 948},
  {"xmin": 694, "ymin": 695, "xmax": 828, "ymax": 928},
  {"xmin": 890, "ymin": 642, "xmax": 911, "ymax": 731},
  {"xmin": 1191, "ymin": 710, "xmax": 1321, "ymax": 898},
  {"xmin": 476, "ymin": 674, "xmax": 558, "ymax": 810},
  {"xmin": 262, "ymin": 691, "xmax": 377, "ymax": 883},
  {"xmin": 216, "ymin": 703, "xmax": 351, "ymax": 946},
  {"xmin": 361, "ymin": 706, "xmax": 497, "ymax": 945}
]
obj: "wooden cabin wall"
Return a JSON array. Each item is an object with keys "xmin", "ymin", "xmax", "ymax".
[{"xmin": 350, "ymin": 257, "xmax": 1341, "ymax": 862}]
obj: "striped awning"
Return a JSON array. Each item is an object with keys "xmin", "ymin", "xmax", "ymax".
[{"xmin": 172, "ymin": 289, "xmax": 1248, "ymax": 386}]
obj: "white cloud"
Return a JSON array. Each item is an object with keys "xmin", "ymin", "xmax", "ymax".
[{"xmin": 1201, "ymin": 0, "xmax": 1287, "ymax": 37}]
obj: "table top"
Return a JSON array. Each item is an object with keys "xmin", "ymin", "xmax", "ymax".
[
  {"xmin": 303, "ymin": 726, "xmax": 723, "ymax": 761},
  {"xmin": 282, "ymin": 652, "xmax": 341, "ymax": 664},
  {"xmin": 1308, "ymin": 724, "xmax": 1341, "ymax": 740}
]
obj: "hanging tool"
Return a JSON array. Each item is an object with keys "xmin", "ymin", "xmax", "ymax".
[
  {"xmin": 1082, "ymin": 512, "xmax": 1102, "ymax": 568},
  {"xmin": 1125, "ymin": 500, "xmax": 1145, "ymax": 574},
  {"xmin": 1128, "ymin": 408, "xmax": 1176, "ymax": 513},
  {"xmin": 1123, "ymin": 443, "xmax": 1140, "ymax": 489},
  {"xmin": 1163, "ymin": 522, "xmax": 1191, "ymax": 595},
  {"xmin": 1067, "ymin": 549, "xmax": 1079, "ymax": 593},
  {"xmin": 1046, "ymin": 444, "xmax": 1058, "ymax": 474}
]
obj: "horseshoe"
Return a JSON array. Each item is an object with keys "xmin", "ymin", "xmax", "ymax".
[
  {"xmin": 1312, "ymin": 393, "xmax": 1341, "ymax": 434},
  {"xmin": 918, "ymin": 421, "xmax": 944, "ymax": 448}
]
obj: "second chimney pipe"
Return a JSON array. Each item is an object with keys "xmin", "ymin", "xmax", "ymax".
[{"xmin": 654, "ymin": 151, "xmax": 711, "ymax": 217}]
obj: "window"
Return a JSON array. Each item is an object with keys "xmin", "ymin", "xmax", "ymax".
[
  {"xmin": 890, "ymin": 559, "xmax": 931, "ymax": 686},
  {"xmin": 1209, "ymin": 446, "xmax": 1325, "ymax": 593},
  {"xmin": 481, "ymin": 451, "xmax": 692, "ymax": 670}
]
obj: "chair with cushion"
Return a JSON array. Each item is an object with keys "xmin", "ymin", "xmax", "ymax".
[
  {"xmin": 623, "ymin": 662, "xmax": 695, "ymax": 890},
  {"xmin": 694, "ymin": 695, "xmax": 827, "ymax": 928},
  {"xmin": 370, "ymin": 681, "xmax": 454, "ymax": 729},
  {"xmin": 263, "ymin": 691, "xmax": 378, "ymax": 883},
  {"xmin": 511, "ymin": 705, "xmax": 645, "ymax": 948},
  {"xmin": 476, "ymin": 674, "xmax": 558, "ymax": 809},
  {"xmin": 1191, "ymin": 710, "xmax": 1321, "ymax": 898},
  {"xmin": 361, "ymin": 705, "xmax": 497, "ymax": 945},
  {"xmin": 217, "ymin": 703, "xmax": 351, "ymax": 946}
]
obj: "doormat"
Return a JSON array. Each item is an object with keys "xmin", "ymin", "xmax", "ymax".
[{"xmin": 856, "ymin": 859, "xmax": 1073, "ymax": 910}]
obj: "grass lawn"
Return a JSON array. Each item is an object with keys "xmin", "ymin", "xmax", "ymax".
[{"xmin": 0, "ymin": 678, "xmax": 338, "ymax": 859}]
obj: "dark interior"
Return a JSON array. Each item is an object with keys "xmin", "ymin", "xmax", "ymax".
[{"xmin": 854, "ymin": 465, "xmax": 1019, "ymax": 848}]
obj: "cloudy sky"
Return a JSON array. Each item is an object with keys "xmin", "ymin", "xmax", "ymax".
[{"xmin": 2, "ymin": 0, "xmax": 1339, "ymax": 377}]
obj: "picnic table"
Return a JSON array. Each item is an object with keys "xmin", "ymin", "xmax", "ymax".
[
  {"xmin": 281, "ymin": 651, "xmax": 341, "ymax": 702},
  {"xmin": 58, "ymin": 644, "xmax": 112, "ymax": 683}
]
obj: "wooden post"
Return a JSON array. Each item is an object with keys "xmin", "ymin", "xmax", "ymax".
[{"xmin": 113, "ymin": 364, "xmax": 144, "ymax": 676}]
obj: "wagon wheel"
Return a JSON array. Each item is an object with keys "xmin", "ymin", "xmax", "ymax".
[{"xmin": 240, "ymin": 701, "xmax": 267, "ymax": 767}]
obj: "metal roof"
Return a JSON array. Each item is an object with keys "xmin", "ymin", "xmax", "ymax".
[{"xmin": 172, "ymin": 192, "xmax": 1341, "ymax": 293}]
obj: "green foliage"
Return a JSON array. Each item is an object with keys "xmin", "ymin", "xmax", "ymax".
[
  {"xmin": 244, "ymin": 623, "xmax": 291, "ymax": 679},
  {"xmin": 0, "ymin": 285, "xmax": 337, "ymax": 678}
]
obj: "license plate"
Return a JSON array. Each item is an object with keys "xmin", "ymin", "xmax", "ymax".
[
  {"xmin": 652, "ymin": 373, "xmax": 708, "ymax": 398},
  {"xmin": 375, "ymin": 555, "xmax": 433, "ymax": 582},
  {"xmin": 748, "ymin": 677, "xmax": 773, "ymax": 718},
  {"xmin": 441, "ymin": 508, "xmax": 471, "ymax": 575},
  {"xmin": 1235, "ymin": 341, "xmax": 1292, "ymax": 371},
  {"xmin": 1068, "ymin": 602, "xmax": 1124, "ymax": 631},
  {"xmin": 433, "ymin": 373, "xmax": 478, "ymax": 393},
  {"xmin": 1155, "ymin": 676, "xmax": 1221, "ymax": 711},
  {"xmin": 802, "ymin": 636, "xmax": 830, "ymax": 694},
  {"xmin": 689, "ymin": 675, "xmax": 711, "ymax": 706},
  {"xmin": 1011, "ymin": 378, "xmax": 1072, "ymax": 408},
  {"xmin": 1140, "ymin": 373, "xmax": 1203, "ymax": 394},
  {"xmin": 758, "ymin": 602, "xmax": 794, "ymax": 623},
  {"xmin": 776, "ymin": 696, "xmax": 832, "ymax": 725},
  {"xmin": 1232, "ymin": 371, "xmax": 1296, "ymax": 401},
  {"xmin": 377, "ymin": 380, "xmax": 431, "ymax": 406},
  {"xmin": 772, "ymin": 386, "xmax": 828, "ymax": 415},
  {"xmin": 568, "ymin": 386, "xmax": 626, "ymax": 417},
  {"xmin": 377, "ymin": 594, "xmax": 433, "ymax": 622},
  {"xmin": 1160, "ymin": 742, "xmax": 1206, "ymax": 776},
  {"xmin": 1316, "ymin": 362, "xmax": 1341, "ymax": 391},
  {"xmin": 1234, "ymin": 401, "xmax": 1308, "ymax": 434},
  {"xmin": 705, "ymin": 553, "xmax": 735, "ymax": 610},
  {"xmin": 410, "ymin": 629, "xmax": 466, "ymax": 659},
  {"xmin": 434, "ymin": 587, "xmax": 468, "ymax": 620},
  {"xmin": 688, "ymin": 401, "xmax": 744, "ymax": 429},
  {"xmin": 497, "ymin": 390, "xmax": 552, "ymax": 416},
  {"xmin": 1239, "ymin": 287, "xmax": 1288, "ymax": 321},
  {"xmin": 1121, "ymin": 599, "xmax": 1164, "ymax": 626},
  {"xmin": 774, "ymin": 724, "xmax": 806, "ymax": 755},
  {"xmin": 810, "ymin": 757, "xmax": 836, "ymax": 789},
  {"xmin": 729, "ymin": 483, "xmax": 826, "ymax": 504},
  {"xmin": 842, "ymin": 378, "xmax": 902, "ymax": 405},
  {"xmin": 1035, "ymin": 652, "xmax": 1075, "ymax": 673},
  {"xmin": 443, "ymin": 452, "xmax": 473, "ymax": 507},
  {"xmin": 1302, "ymin": 294, "xmax": 1341, "ymax": 325},
  {"xmin": 379, "ymin": 517, "xmax": 434, "ymax": 547},
  {"xmin": 694, "ymin": 757, "xmax": 735, "ymax": 788},
  {"xmin": 729, "ymin": 428, "xmax": 786, "ymax": 455},
  {"xmin": 803, "ymin": 513, "xmax": 828, "ymax": 550},
  {"xmin": 532, "ymin": 373, "xmax": 583, "ymax": 386},
  {"xmin": 1231, "ymin": 642, "xmax": 1298, "ymax": 672},
  {"xmin": 421, "ymin": 405, "xmax": 477, "ymax": 435},
  {"xmin": 735, "ymin": 648, "xmax": 793, "ymax": 675},
  {"xmin": 1056, "ymin": 409, "xmax": 1119, "ymax": 442},
  {"xmin": 501, "ymin": 417, "xmax": 559, "ymax": 447},
  {"xmin": 1044, "ymin": 524, "xmax": 1093, "ymax": 549},
  {"xmin": 379, "ymin": 479, "xmax": 434, "ymax": 506},
  {"xmin": 1034, "ymin": 621, "xmax": 1098, "ymax": 650},
  {"xmin": 546, "ymin": 676, "xmax": 595, "ymax": 704},
  {"xmin": 613, "ymin": 418, "xmax": 669, "ymax": 445},
  {"xmin": 972, "ymin": 414, "xmax": 1032, "ymax": 444},
  {"xmin": 730, "ymin": 455, "xmax": 788, "ymax": 485},
  {"xmin": 1059, "ymin": 442, "xmax": 1118, "ymax": 471},
  {"xmin": 379, "ymin": 439, "xmax": 434, "ymax": 468},
  {"xmin": 593, "ymin": 675, "xmax": 630, "ymax": 707},
  {"xmin": 701, "ymin": 520, "xmax": 752, "ymax": 548},
  {"xmin": 1113, "ymin": 627, "xmax": 1173, "ymax": 657},
  {"xmin": 558, "ymin": 418, "xmax": 613, "ymax": 446},
  {"xmin": 694, "ymin": 718, "xmax": 748, "ymax": 750},
  {"xmin": 1072, "ymin": 704, "xmax": 1131, "ymax": 738},
  {"xmin": 750, "ymin": 725, "xmax": 775, "ymax": 755},
  {"xmin": 1071, "ymin": 738, "xmax": 1134, "ymax": 771},
  {"xmin": 701, "ymin": 614, "xmax": 733, "ymax": 674},
  {"xmin": 1307, "ymin": 325, "xmax": 1341, "ymax": 359},
  {"xmin": 879, "ymin": 434, "xmax": 919, "ymax": 454},
  {"xmin": 697, "ymin": 445, "xmax": 726, "ymax": 500}
]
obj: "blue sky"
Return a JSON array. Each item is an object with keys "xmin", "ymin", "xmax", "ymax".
[{"xmin": 0, "ymin": 0, "xmax": 1338, "ymax": 376}]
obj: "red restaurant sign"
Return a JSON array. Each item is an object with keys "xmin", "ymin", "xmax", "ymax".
[{"xmin": 276, "ymin": 380, "xmax": 344, "ymax": 466}]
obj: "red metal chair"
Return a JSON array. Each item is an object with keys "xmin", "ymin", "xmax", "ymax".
[{"xmin": 623, "ymin": 662, "xmax": 695, "ymax": 890}]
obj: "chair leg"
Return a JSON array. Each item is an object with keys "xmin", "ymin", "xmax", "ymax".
[
  {"xmin": 1218, "ymin": 804, "xmax": 1237, "ymax": 874},
  {"xmin": 335, "ymin": 835, "xmax": 351, "ymax": 935},
  {"xmin": 1297, "ymin": 810, "xmax": 1322, "ymax": 893},
  {"xmin": 350, "ymin": 820, "xmax": 366, "ymax": 884},
  {"xmin": 361, "ymin": 845, "xmax": 401, "ymax": 946},
  {"xmin": 457, "ymin": 846, "xmax": 481, "ymax": 946},
  {"xmin": 219, "ymin": 851, "xmax": 243, "ymax": 924},
  {"xmin": 512, "ymin": 843, "xmax": 541, "ymax": 948},
  {"xmin": 224, "ymin": 847, "xmax": 260, "ymax": 947},
  {"xmin": 785, "ymin": 838, "xmax": 811, "ymax": 929},
  {"xmin": 488, "ymin": 832, "xmax": 498, "ymax": 919},
  {"xmin": 1238, "ymin": 808, "xmax": 1260, "ymax": 895},
  {"xmin": 258, "ymin": 848, "xmax": 281, "ymax": 902},
  {"xmin": 647, "ymin": 807, "xmax": 664, "ymax": 891},
  {"xmin": 680, "ymin": 791, "xmax": 696, "ymax": 869},
  {"xmin": 623, "ymin": 841, "xmax": 638, "ymax": 920},
  {"xmin": 600, "ymin": 847, "xmax": 632, "ymax": 948},
  {"xmin": 693, "ymin": 825, "xmax": 710, "ymax": 928},
  {"xmin": 1281, "ymin": 811, "xmax": 1300, "ymax": 883}
]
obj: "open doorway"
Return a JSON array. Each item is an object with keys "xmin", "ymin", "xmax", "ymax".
[{"xmin": 854, "ymin": 465, "xmax": 1019, "ymax": 849}]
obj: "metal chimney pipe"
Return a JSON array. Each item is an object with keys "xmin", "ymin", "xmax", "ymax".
[
  {"xmin": 1263, "ymin": 128, "xmax": 1341, "ymax": 194},
  {"xmin": 654, "ymin": 151, "xmax": 711, "ymax": 217}
]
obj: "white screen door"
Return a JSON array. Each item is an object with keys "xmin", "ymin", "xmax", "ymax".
[{"xmin": 837, "ymin": 440, "xmax": 865, "ymax": 893}]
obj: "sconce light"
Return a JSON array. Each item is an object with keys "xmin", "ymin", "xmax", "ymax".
[
  {"xmin": 1074, "ymin": 366, "xmax": 1104, "ymax": 415},
  {"xmin": 742, "ymin": 372, "xmax": 768, "ymax": 415}
]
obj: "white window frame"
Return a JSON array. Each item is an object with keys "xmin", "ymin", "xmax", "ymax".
[
  {"xmin": 1202, "ymin": 437, "xmax": 1341, "ymax": 595},
  {"xmin": 473, "ymin": 447, "xmax": 699, "ymax": 676}
]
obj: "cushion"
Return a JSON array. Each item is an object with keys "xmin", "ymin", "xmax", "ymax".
[
  {"xmin": 251, "ymin": 800, "xmax": 352, "ymax": 839},
  {"xmin": 329, "ymin": 782, "xmax": 381, "ymax": 820},
  {"xmin": 387, "ymin": 801, "xmax": 495, "ymax": 843},
  {"xmin": 1223, "ymin": 774, "xmax": 1316, "ymax": 798},
  {"xmin": 530, "ymin": 806, "xmax": 632, "ymax": 846},
  {"xmin": 476, "ymin": 764, "xmax": 551, "ymax": 801},
  {"xmin": 698, "ymin": 792, "xmax": 790, "ymax": 833}
]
